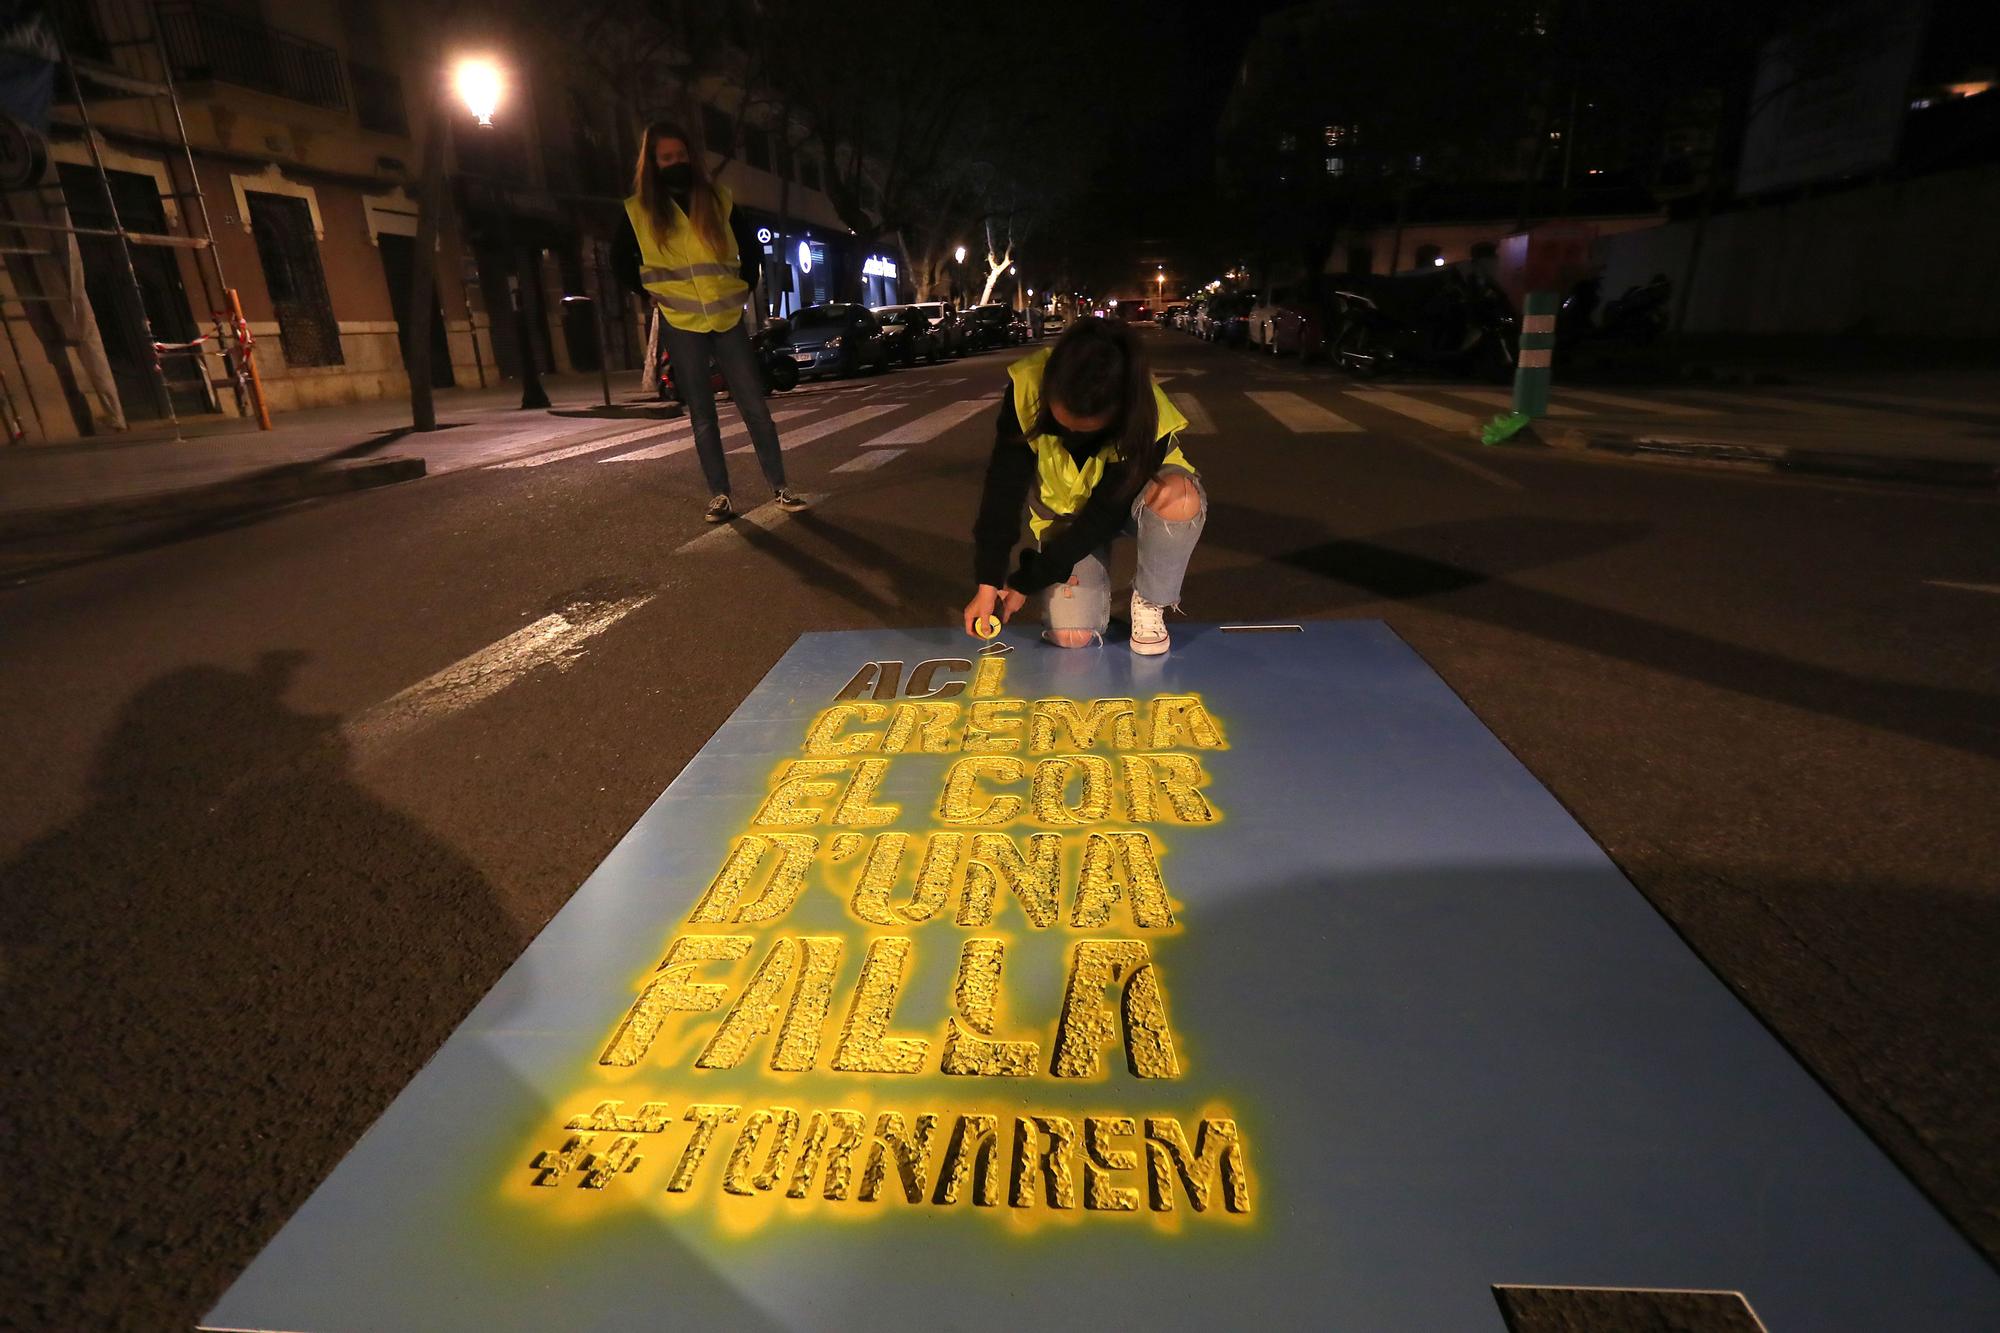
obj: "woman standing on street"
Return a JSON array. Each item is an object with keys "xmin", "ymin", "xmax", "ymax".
[
  {"xmin": 615, "ymin": 120, "xmax": 808, "ymax": 522},
  {"xmin": 963, "ymin": 318, "xmax": 1206, "ymax": 654}
]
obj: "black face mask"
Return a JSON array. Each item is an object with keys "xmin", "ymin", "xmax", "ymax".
[{"xmin": 655, "ymin": 162, "xmax": 693, "ymax": 194}]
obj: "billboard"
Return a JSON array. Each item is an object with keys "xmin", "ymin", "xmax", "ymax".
[{"xmin": 1737, "ymin": 0, "xmax": 1929, "ymax": 195}]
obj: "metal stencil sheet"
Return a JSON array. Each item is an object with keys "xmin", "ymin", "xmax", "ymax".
[{"xmin": 204, "ymin": 622, "xmax": 2000, "ymax": 1331}]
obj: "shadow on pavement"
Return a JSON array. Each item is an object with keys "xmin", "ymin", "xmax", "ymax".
[
  {"xmin": 1191, "ymin": 503, "xmax": 2000, "ymax": 761},
  {"xmin": 0, "ymin": 652, "xmax": 520, "ymax": 1330}
]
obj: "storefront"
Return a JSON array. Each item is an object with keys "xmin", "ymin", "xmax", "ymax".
[
  {"xmin": 861, "ymin": 252, "xmax": 898, "ymax": 308},
  {"xmin": 736, "ymin": 208, "xmax": 841, "ymax": 318}
]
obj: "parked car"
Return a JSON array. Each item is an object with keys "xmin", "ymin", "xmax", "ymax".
[
  {"xmin": 1268, "ymin": 289, "xmax": 1331, "ymax": 360},
  {"xmin": 659, "ymin": 320, "xmax": 798, "ymax": 400},
  {"xmin": 1245, "ymin": 290, "xmax": 1284, "ymax": 348},
  {"xmin": 1197, "ymin": 293, "xmax": 1253, "ymax": 343},
  {"xmin": 1006, "ymin": 310, "xmax": 1032, "ymax": 343},
  {"xmin": 889, "ymin": 302, "xmax": 968, "ymax": 357},
  {"xmin": 1328, "ymin": 270, "xmax": 1518, "ymax": 381},
  {"xmin": 872, "ymin": 305, "xmax": 946, "ymax": 365},
  {"xmin": 1158, "ymin": 304, "xmax": 1186, "ymax": 329},
  {"xmin": 1042, "ymin": 309, "xmax": 1068, "ymax": 335},
  {"xmin": 960, "ymin": 304, "xmax": 1013, "ymax": 350},
  {"xmin": 779, "ymin": 303, "xmax": 890, "ymax": 378}
]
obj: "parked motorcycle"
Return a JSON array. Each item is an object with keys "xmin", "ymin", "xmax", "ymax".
[
  {"xmin": 1599, "ymin": 274, "xmax": 1672, "ymax": 344},
  {"xmin": 657, "ymin": 320, "xmax": 799, "ymax": 402},
  {"xmin": 1329, "ymin": 270, "xmax": 1518, "ymax": 381}
]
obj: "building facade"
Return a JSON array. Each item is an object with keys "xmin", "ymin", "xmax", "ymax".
[{"xmin": 5, "ymin": 0, "xmax": 888, "ymax": 445}]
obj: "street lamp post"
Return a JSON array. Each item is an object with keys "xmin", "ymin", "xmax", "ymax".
[{"xmin": 406, "ymin": 56, "xmax": 546, "ymax": 431}]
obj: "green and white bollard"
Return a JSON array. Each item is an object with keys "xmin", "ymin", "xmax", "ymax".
[
  {"xmin": 1483, "ymin": 290, "xmax": 1556, "ymax": 445},
  {"xmin": 1512, "ymin": 290, "xmax": 1558, "ymax": 417}
]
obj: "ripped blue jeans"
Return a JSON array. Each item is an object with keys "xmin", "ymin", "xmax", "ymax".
[{"xmin": 1039, "ymin": 475, "xmax": 1208, "ymax": 638}]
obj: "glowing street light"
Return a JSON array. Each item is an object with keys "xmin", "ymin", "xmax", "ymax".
[
  {"xmin": 454, "ymin": 57, "xmax": 504, "ymax": 128},
  {"xmin": 954, "ymin": 245, "xmax": 967, "ymax": 264}
]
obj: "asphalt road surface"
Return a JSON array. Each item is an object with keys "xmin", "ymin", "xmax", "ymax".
[{"xmin": 4, "ymin": 328, "xmax": 1996, "ymax": 1329}]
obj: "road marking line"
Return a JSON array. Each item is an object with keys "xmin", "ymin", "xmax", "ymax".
[
  {"xmin": 1695, "ymin": 392, "xmax": 1847, "ymax": 416},
  {"xmin": 1245, "ymin": 390, "xmax": 1362, "ymax": 433},
  {"xmin": 1924, "ymin": 579, "xmax": 2000, "ymax": 595},
  {"xmin": 728, "ymin": 402, "xmax": 901, "ymax": 454},
  {"xmin": 1169, "ymin": 392, "xmax": 1215, "ymax": 434},
  {"xmin": 607, "ymin": 407, "xmax": 815, "ymax": 462},
  {"xmin": 833, "ymin": 448, "xmax": 906, "ymax": 473},
  {"xmin": 676, "ymin": 494, "xmax": 825, "ymax": 554},
  {"xmin": 1443, "ymin": 387, "xmax": 1587, "ymax": 417},
  {"xmin": 1826, "ymin": 390, "xmax": 1999, "ymax": 416},
  {"xmin": 868, "ymin": 397, "xmax": 990, "ymax": 445},
  {"xmin": 490, "ymin": 423, "xmax": 679, "ymax": 469},
  {"xmin": 1344, "ymin": 388, "xmax": 1483, "ymax": 433},
  {"xmin": 1556, "ymin": 387, "xmax": 1719, "ymax": 416},
  {"xmin": 343, "ymin": 595, "xmax": 651, "ymax": 750},
  {"xmin": 1411, "ymin": 440, "xmax": 1526, "ymax": 490}
]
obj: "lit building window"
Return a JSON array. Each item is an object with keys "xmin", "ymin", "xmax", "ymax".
[
  {"xmin": 1325, "ymin": 156, "xmax": 1344, "ymax": 176},
  {"xmin": 1324, "ymin": 124, "xmax": 1352, "ymax": 147}
]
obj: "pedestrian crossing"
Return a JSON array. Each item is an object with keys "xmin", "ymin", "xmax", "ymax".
[
  {"xmin": 1246, "ymin": 390, "xmax": 1362, "ymax": 433},
  {"xmin": 484, "ymin": 375, "xmax": 1914, "ymax": 478},
  {"xmin": 1345, "ymin": 388, "xmax": 1485, "ymax": 433}
]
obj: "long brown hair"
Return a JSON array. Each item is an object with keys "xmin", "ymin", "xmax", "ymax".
[
  {"xmin": 1035, "ymin": 318, "xmax": 1164, "ymax": 501},
  {"xmin": 632, "ymin": 119, "xmax": 728, "ymax": 257}
]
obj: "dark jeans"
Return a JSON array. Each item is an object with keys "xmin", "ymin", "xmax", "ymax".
[{"xmin": 662, "ymin": 319, "xmax": 786, "ymax": 497}]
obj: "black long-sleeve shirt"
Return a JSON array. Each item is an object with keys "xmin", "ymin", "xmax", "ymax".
[
  {"xmin": 612, "ymin": 200, "xmax": 762, "ymax": 297},
  {"xmin": 973, "ymin": 386, "xmax": 1146, "ymax": 595}
]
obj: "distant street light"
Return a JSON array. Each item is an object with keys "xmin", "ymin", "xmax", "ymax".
[{"xmin": 954, "ymin": 245, "xmax": 967, "ymax": 263}]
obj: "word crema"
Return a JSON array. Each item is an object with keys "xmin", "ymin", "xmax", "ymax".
[{"xmin": 520, "ymin": 652, "xmax": 1252, "ymax": 1224}]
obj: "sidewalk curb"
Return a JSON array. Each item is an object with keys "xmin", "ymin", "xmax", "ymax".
[
  {"xmin": 1489, "ymin": 424, "xmax": 2000, "ymax": 490},
  {"xmin": 0, "ymin": 455, "xmax": 427, "ymax": 541}
]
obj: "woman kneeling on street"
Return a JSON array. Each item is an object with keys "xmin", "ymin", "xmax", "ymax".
[{"xmin": 964, "ymin": 318, "xmax": 1206, "ymax": 654}]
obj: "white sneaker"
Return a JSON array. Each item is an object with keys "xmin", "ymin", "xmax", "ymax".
[{"xmin": 1129, "ymin": 591, "xmax": 1170, "ymax": 655}]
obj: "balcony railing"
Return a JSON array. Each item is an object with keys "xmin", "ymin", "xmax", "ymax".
[
  {"xmin": 158, "ymin": 1, "xmax": 348, "ymax": 113},
  {"xmin": 350, "ymin": 63, "xmax": 407, "ymax": 137}
]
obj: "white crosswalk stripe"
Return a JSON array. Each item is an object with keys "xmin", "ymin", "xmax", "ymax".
[
  {"xmin": 868, "ymin": 397, "xmax": 991, "ymax": 445},
  {"xmin": 1246, "ymin": 390, "xmax": 1362, "ymax": 433},
  {"xmin": 728, "ymin": 402, "xmax": 902, "ymax": 454},
  {"xmin": 1169, "ymin": 392, "xmax": 1215, "ymax": 434},
  {"xmin": 1443, "ymin": 387, "xmax": 1587, "ymax": 417},
  {"xmin": 490, "ymin": 422, "xmax": 680, "ymax": 469},
  {"xmin": 1344, "ymin": 389, "xmax": 1483, "ymax": 433},
  {"xmin": 833, "ymin": 448, "xmax": 906, "ymax": 473},
  {"xmin": 1556, "ymin": 387, "xmax": 1719, "ymax": 416},
  {"xmin": 600, "ymin": 407, "xmax": 816, "ymax": 463}
]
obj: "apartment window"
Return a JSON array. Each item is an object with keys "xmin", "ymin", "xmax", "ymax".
[
  {"xmin": 701, "ymin": 103, "xmax": 736, "ymax": 155},
  {"xmin": 743, "ymin": 125, "xmax": 771, "ymax": 171},
  {"xmin": 1325, "ymin": 156, "xmax": 1344, "ymax": 176},
  {"xmin": 247, "ymin": 193, "xmax": 343, "ymax": 367},
  {"xmin": 774, "ymin": 140, "xmax": 794, "ymax": 180},
  {"xmin": 1323, "ymin": 124, "xmax": 1352, "ymax": 147}
]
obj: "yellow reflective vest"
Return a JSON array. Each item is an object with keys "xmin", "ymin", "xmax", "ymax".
[
  {"xmin": 624, "ymin": 185, "xmax": 749, "ymax": 333},
  {"xmin": 1006, "ymin": 347, "xmax": 1195, "ymax": 541}
]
